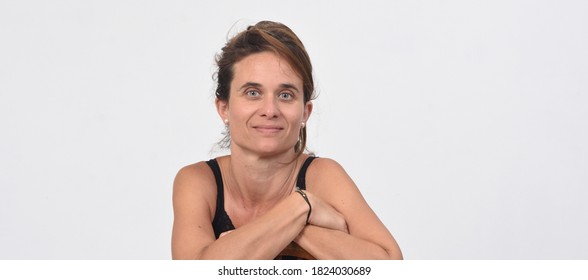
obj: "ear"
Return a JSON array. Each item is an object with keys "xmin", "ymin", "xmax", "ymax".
[
  {"xmin": 215, "ymin": 98, "xmax": 229, "ymax": 124},
  {"xmin": 303, "ymin": 101, "xmax": 313, "ymax": 123}
]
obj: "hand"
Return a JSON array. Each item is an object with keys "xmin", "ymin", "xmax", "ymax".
[
  {"xmin": 304, "ymin": 191, "xmax": 348, "ymax": 234},
  {"xmin": 219, "ymin": 230, "xmax": 233, "ymax": 238}
]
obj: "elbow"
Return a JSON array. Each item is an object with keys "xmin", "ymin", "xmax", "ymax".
[
  {"xmin": 386, "ymin": 248, "xmax": 403, "ymax": 260},
  {"xmin": 172, "ymin": 245, "xmax": 208, "ymax": 260}
]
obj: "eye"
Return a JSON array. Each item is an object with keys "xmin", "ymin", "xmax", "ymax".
[
  {"xmin": 246, "ymin": 90, "xmax": 261, "ymax": 97},
  {"xmin": 279, "ymin": 92, "xmax": 293, "ymax": 100}
]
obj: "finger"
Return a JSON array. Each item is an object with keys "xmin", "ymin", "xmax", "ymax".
[{"xmin": 219, "ymin": 230, "xmax": 233, "ymax": 238}]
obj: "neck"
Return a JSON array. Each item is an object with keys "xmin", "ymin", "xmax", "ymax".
[{"xmin": 224, "ymin": 150, "xmax": 300, "ymax": 210}]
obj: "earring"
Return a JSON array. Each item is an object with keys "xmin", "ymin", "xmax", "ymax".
[
  {"xmin": 224, "ymin": 119, "xmax": 229, "ymax": 125},
  {"xmin": 301, "ymin": 122, "xmax": 305, "ymax": 128}
]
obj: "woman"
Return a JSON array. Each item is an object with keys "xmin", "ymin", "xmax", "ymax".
[{"xmin": 172, "ymin": 21, "xmax": 402, "ymax": 260}]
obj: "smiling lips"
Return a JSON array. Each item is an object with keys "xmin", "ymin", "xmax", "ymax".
[{"xmin": 253, "ymin": 125, "xmax": 283, "ymax": 134}]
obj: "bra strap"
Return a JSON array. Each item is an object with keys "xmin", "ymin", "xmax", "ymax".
[
  {"xmin": 206, "ymin": 159, "xmax": 224, "ymax": 214},
  {"xmin": 296, "ymin": 156, "xmax": 317, "ymax": 190}
]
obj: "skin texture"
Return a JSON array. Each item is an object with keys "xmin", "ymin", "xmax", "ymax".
[
  {"xmin": 218, "ymin": 52, "xmax": 311, "ymax": 158},
  {"xmin": 171, "ymin": 52, "xmax": 402, "ymax": 259}
]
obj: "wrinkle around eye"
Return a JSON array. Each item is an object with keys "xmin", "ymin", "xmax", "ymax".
[
  {"xmin": 245, "ymin": 89, "xmax": 261, "ymax": 98},
  {"xmin": 278, "ymin": 91, "xmax": 296, "ymax": 101}
]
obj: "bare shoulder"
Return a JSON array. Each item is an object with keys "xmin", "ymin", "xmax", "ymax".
[
  {"xmin": 174, "ymin": 161, "xmax": 216, "ymax": 188},
  {"xmin": 172, "ymin": 161, "xmax": 218, "ymax": 221},
  {"xmin": 174, "ymin": 161, "xmax": 217, "ymax": 193},
  {"xmin": 306, "ymin": 157, "xmax": 353, "ymax": 183},
  {"xmin": 306, "ymin": 157, "xmax": 403, "ymax": 259},
  {"xmin": 306, "ymin": 157, "xmax": 345, "ymax": 172},
  {"xmin": 305, "ymin": 157, "xmax": 361, "ymax": 202},
  {"xmin": 172, "ymin": 160, "xmax": 222, "ymax": 259}
]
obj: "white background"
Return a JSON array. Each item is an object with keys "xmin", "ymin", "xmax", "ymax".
[{"xmin": 1, "ymin": 0, "xmax": 587, "ymax": 259}]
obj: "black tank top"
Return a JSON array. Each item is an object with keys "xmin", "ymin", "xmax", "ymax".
[
  {"xmin": 205, "ymin": 156, "xmax": 317, "ymax": 259},
  {"xmin": 206, "ymin": 156, "xmax": 317, "ymax": 238}
]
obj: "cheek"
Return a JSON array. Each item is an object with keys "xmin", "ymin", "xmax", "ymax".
[
  {"xmin": 285, "ymin": 115, "xmax": 305, "ymax": 135},
  {"xmin": 285, "ymin": 107, "xmax": 305, "ymax": 123},
  {"xmin": 227, "ymin": 101, "xmax": 254, "ymax": 120}
]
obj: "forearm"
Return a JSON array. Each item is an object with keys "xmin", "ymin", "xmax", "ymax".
[
  {"xmin": 197, "ymin": 193, "xmax": 309, "ymax": 259},
  {"xmin": 295, "ymin": 225, "xmax": 402, "ymax": 260}
]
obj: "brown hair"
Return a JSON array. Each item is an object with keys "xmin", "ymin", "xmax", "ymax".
[{"xmin": 214, "ymin": 21, "xmax": 316, "ymax": 156}]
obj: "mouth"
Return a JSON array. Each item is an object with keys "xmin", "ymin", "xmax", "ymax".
[{"xmin": 252, "ymin": 125, "xmax": 284, "ymax": 133}]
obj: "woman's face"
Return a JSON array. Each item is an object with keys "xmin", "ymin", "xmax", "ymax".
[{"xmin": 217, "ymin": 51, "xmax": 312, "ymax": 157}]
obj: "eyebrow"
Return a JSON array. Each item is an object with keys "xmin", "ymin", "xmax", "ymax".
[
  {"xmin": 238, "ymin": 82, "xmax": 300, "ymax": 92},
  {"xmin": 279, "ymin": 83, "xmax": 300, "ymax": 92},
  {"xmin": 239, "ymin": 82, "xmax": 262, "ymax": 91}
]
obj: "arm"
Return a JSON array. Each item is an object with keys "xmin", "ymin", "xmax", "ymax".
[
  {"xmin": 295, "ymin": 158, "xmax": 403, "ymax": 260},
  {"xmin": 171, "ymin": 162, "xmax": 348, "ymax": 259},
  {"xmin": 171, "ymin": 162, "xmax": 309, "ymax": 259}
]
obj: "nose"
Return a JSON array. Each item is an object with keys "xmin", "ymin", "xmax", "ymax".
[{"xmin": 260, "ymin": 96, "xmax": 279, "ymax": 119}]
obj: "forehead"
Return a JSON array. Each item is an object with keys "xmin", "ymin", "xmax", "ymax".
[{"xmin": 231, "ymin": 52, "xmax": 302, "ymax": 88}]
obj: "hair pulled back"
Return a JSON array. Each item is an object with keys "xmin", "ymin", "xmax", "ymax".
[{"xmin": 215, "ymin": 21, "xmax": 315, "ymax": 155}]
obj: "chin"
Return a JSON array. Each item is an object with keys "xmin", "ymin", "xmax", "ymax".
[{"xmin": 254, "ymin": 143, "xmax": 295, "ymax": 157}]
